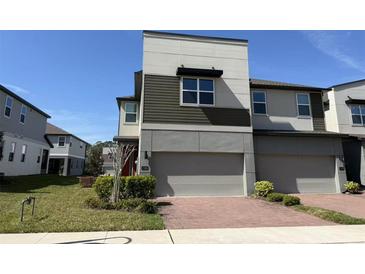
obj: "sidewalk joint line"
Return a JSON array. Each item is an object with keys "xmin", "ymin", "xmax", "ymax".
[
  {"xmin": 35, "ymin": 232, "xmax": 48, "ymax": 244},
  {"xmin": 167, "ymin": 229, "xmax": 174, "ymax": 244}
]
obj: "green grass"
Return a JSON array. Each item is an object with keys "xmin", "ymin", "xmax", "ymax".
[
  {"xmin": 294, "ymin": 205, "xmax": 365, "ymax": 225},
  {"xmin": 0, "ymin": 175, "xmax": 164, "ymax": 233}
]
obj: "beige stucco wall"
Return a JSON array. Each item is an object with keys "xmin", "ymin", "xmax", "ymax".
[
  {"xmin": 118, "ymin": 101, "xmax": 140, "ymax": 137},
  {"xmin": 251, "ymin": 88, "xmax": 313, "ymax": 131},
  {"xmin": 143, "ymin": 32, "xmax": 251, "ymax": 110},
  {"xmin": 327, "ymin": 81, "xmax": 365, "ymax": 134},
  {"xmin": 323, "ymin": 89, "xmax": 340, "ymax": 132}
]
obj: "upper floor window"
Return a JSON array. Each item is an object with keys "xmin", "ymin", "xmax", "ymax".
[
  {"xmin": 80, "ymin": 142, "xmax": 83, "ymax": 149},
  {"xmin": 4, "ymin": 96, "xmax": 13, "ymax": 118},
  {"xmin": 21, "ymin": 144, "xmax": 27, "ymax": 162},
  {"xmin": 181, "ymin": 78, "xmax": 214, "ymax": 106},
  {"xmin": 253, "ymin": 91, "xmax": 267, "ymax": 114},
  {"xmin": 350, "ymin": 105, "xmax": 365, "ymax": 125},
  {"xmin": 20, "ymin": 105, "xmax": 27, "ymax": 124},
  {"xmin": 58, "ymin": 136, "xmax": 66, "ymax": 147},
  {"xmin": 125, "ymin": 102, "xmax": 138, "ymax": 123},
  {"xmin": 297, "ymin": 93, "xmax": 311, "ymax": 117}
]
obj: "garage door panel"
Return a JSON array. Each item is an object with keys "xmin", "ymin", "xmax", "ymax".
[
  {"xmin": 152, "ymin": 152, "xmax": 244, "ymax": 196},
  {"xmin": 256, "ymin": 155, "xmax": 336, "ymax": 194}
]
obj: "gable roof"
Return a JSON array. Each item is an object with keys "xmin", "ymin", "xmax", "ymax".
[
  {"xmin": 250, "ymin": 79, "xmax": 328, "ymax": 92},
  {"xmin": 46, "ymin": 123, "xmax": 90, "ymax": 145},
  {"xmin": 0, "ymin": 84, "xmax": 51, "ymax": 118}
]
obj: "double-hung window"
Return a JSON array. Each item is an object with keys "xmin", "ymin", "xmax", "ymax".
[
  {"xmin": 125, "ymin": 103, "xmax": 138, "ymax": 123},
  {"xmin": 21, "ymin": 144, "xmax": 27, "ymax": 162},
  {"xmin": 20, "ymin": 105, "xmax": 27, "ymax": 124},
  {"xmin": 9, "ymin": 142, "xmax": 16, "ymax": 162},
  {"xmin": 4, "ymin": 96, "xmax": 13, "ymax": 118},
  {"xmin": 253, "ymin": 91, "xmax": 267, "ymax": 114},
  {"xmin": 350, "ymin": 105, "xmax": 365, "ymax": 125},
  {"xmin": 58, "ymin": 136, "xmax": 66, "ymax": 147},
  {"xmin": 297, "ymin": 93, "xmax": 311, "ymax": 117},
  {"xmin": 181, "ymin": 78, "xmax": 214, "ymax": 106}
]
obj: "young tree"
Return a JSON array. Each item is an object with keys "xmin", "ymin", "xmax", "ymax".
[
  {"xmin": 84, "ymin": 143, "xmax": 104, "ymax": 176},
  {"xmin": 108, "ymin": 142, "xmax": 137, "ymax": 203}
]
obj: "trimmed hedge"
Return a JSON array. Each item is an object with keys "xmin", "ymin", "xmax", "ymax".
[
  {"xmin": 282, "ymin": 195, "xmax": 301, "ymax": 206},
  {"xmin": 85, "ymin": 197, "xmax": 157, "ymax": 214},
  {"xmin": 93, "ymin": 176, "xmax": 113, "ymax": 202},
  {"xmin": 121, "ymin": 176, "xmax": 156, "ymax": 199},
  {"xmin": 92, "ymin": 175, "xmax": 156, "ymax": 201},
  {"xmin": 266, "ymin": 192, "xmax": 286, "ymax": 202},
  {"xmin": 254, "ymin": 181, "xmax": 274, "ymax": 197}
]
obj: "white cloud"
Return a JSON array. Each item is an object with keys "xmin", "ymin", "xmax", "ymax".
[
  {"xmin": 3, "ymin": 83, "xmax": 32, "ymax": 94},
  {"xmin": 302, "ymin": 31, "xmax": 365, "ymax": 73}
]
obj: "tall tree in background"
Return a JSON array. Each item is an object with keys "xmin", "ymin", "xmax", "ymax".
[{"xmin": 84, "ymin": 142, "xmax": 104, "ymax": 176}]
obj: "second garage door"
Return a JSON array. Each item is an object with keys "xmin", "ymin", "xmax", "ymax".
[
  {"xmin": 255, "ymin": 154, "xmax": 337, "ymax": 193},
  {"xmin": 151, "ymin": 152, "xmax": 244, "ymax": 196}
]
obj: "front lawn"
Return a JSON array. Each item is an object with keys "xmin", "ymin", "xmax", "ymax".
[{"xmin": 0, "ymin": 175, "xmax": 164, "ymax": 233}]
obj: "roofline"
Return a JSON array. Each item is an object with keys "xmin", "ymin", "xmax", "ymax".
[
  {"xmin": 116, "ymin": 97, "xmax": 140, "ymax": 102},
  {"xmin": 45, "ymin": 133, "xmax": 90, "ymax": 146},
  {"xmin": 330, "ymin": 79, "xmax": 365, "ymax": 89},
  {"xmin": 250, "ymin": 82, "xmax": 329, "ymax": 92},
  {"xmin": 0, "ymin": 84, "xmax": 51, "ymax": 118},
  {"xmin": 143, "ymin": 30, "xmax": 248, "ymax": 44}
]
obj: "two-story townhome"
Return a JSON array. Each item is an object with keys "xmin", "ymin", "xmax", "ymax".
[
  {"xmin": 323, "ymin": 79, "xmax": 365, "ymax": 185},
  {"xmin": 115, "ymin": 31, "xmax": 256, "ymax": 196},
  {"xmin": 0, "ymin": 84, "xmax": 52, "ymax": 176},
  {"xmin": 115, "ymin": 31, "xmax": 348, "ymax": 196},
  {"xmin": 250, "ymin": 79, "xmax": 347, "ymax": 193},
  {"xmin": 45, "ymin": 123, "xmax": 89, "ymax": 176}
]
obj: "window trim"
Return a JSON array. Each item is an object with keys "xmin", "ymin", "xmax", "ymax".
[
  {"xmin": 4, "ymin": 96, "xmax": 13, "ymax": 119},
  {"xmin": 58, "ymin": 136, "xmax": 66, "ymax": 147},
  {"xmin": 296, "ymin": 93, "xmax": 312, "ymax": 118},
  {"xmin": 20, "ymin": 104, "xmax": 27, "ymax": 124},
  {"xmin": 9, "ymin": 142, "xmax": 16, "ymax": 162},
  {"xmin": 252, "ymin": 90, "xmax": 268, "ymax": 115},
  {"xmin": 350, "ymin": 104, "xmax": 365, "ymax": 126},
  {"xmin": 180, "ymin": 77, "xmax": 215, "ymax": 107},
  {"xmin": 124, "ymin": 102, "xmax": 138, "ymax": 124}
]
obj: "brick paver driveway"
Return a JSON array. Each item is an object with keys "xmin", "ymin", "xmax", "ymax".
[
  {"xmin": 298, "ymin": 193, "xmax": 365, "ymax": 219},
  {"xmin": 157, "ymin": 197, "xmax": 332, "ymax": 229}
]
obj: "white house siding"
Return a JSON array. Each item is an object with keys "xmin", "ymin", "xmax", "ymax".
[{"xmin": 0, "ymin": 132, "xmax": 49, "ymax": 176}]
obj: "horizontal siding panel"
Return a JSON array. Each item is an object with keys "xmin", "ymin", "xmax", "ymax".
[{"xmin": 143, "ymin": 74, "xmax": 251, "ymax": 127}]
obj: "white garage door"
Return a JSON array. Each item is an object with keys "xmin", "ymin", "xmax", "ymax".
[
  {"xmin": 151, "ymin": 152, "xmax": 244, "ymax": 196},
  {"xmin": 255, "ymin": 155, "xmax": 337, "ymax": 193}
]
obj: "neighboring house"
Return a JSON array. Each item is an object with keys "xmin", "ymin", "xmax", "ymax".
[
  {"xmin": 114, "ymin": 31, "xmax": 348, "ymax": 196},
  {"xmin": 45, "ymin": 123, "xmax": 89, "ymax": 176},
  {"xmin": 323, "ymin": 79, "xmax": 365, "ymax": 185},
  {"xmin": 250, "ymin": 79, "xmax": 347, "ymax": 194},
  {"xmin": 115, "ymin": 31, "xmax": 255, "ymax": 196},
  {"xmin": 102, "ymin": 147, "xmax": 115, "ymax": 176},
  {"xmin": 0, "ymin": 84, "xmax": 52, "ymax": 176}
]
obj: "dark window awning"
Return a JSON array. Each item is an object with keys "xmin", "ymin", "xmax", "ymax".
[
  {"xmin": 345, "ymin": 98, "xmax": 365, "ymax": 105},
  {"xmin": 176, "ymin": 67, "xmax": 223, "ymax": 78}
]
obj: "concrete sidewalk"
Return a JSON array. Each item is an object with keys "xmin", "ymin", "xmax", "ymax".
[{"xmin": 1, "ymin": 225, "xmax": 365, "ymax": 244}]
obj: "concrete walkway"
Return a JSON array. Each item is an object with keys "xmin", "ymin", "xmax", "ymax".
[{"xmin": 1, "ymin": 225, "xmax": 365, "ymax": 244}]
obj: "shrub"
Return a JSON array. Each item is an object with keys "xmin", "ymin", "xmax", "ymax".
[
  {"xmin": 84, "ymin": 197, "xmax": 111, "ymax": 209},
  {"xmin": 85, "ymin": 197, "xmax": 157, "ymax": 214},
  {"xmin": 93, "ymin": 176, "xmax": 113, "ymax": 201},
  {"xmin": 282, "ymin": 195, "xmax": 301, "ymax": 206},
  {"xmin": 266, "ymin": 192, "xmax": 286, "ymax": 202},
  {"xmin": 344, "ymin": 181, "xmax": 361, "ymax": 194},
  {"xmin": 120, "ymin": 176, "xmax": 156, "ymax": 199},
  {"xmin": 254, "ymin": 181, "xmax": 274, "ymax": 197}
]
